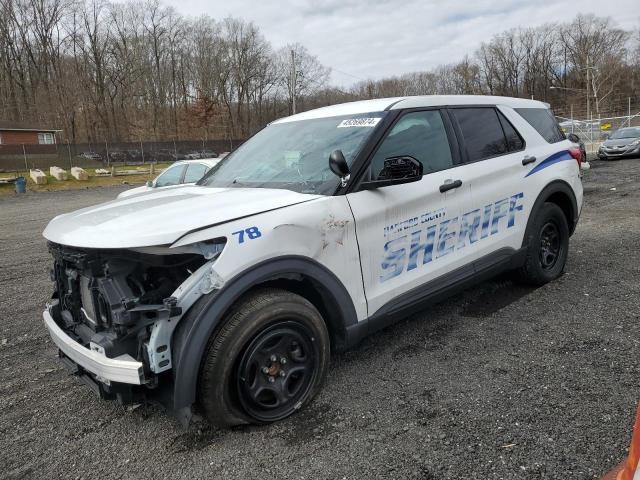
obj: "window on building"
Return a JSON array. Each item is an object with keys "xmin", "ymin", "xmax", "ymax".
[{"xmin": 38, "ymin": 132, "xmax": 55, "ymax": 145}]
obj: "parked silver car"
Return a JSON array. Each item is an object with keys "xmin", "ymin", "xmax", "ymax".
[
  {"xmin": 117, "ymin": 158, "xmax": 220, "ymax": 198},
  {"xmin": 598, "ymin": 127, "xmax": 640, "ymax": 160}
]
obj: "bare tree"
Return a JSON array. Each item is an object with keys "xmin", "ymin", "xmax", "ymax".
[
  {"xmin": 0, "ymin": 3, "xmax": 637, "ymax": 146},
  {"xmin": 276, "ymin": 43, "xmax": 330, "ymax": 115}
]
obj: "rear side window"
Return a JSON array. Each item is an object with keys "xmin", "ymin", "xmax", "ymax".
[
  {"xmin": 497, "ymin": 110, "xmax": 525, "ymax": 151},
  {"xmin": 183, "ymin": 163, "xmax": 209, "ymax": 183},
  {"xmin": 451, "ymin": 108, "xmax": 507, "ymax": 161},
  {"xmin": 515, "ymin": 108, "xmax": 565, "ymax": 143}
]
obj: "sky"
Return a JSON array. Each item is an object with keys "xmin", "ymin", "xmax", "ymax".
[{"xmin": 164, "ymin": 0, "xmax": 639, "ymax": 87}]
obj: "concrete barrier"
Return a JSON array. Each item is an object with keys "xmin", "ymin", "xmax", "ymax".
[
  {"xmin": 49, "ymin": 166, "xmax": 68, "ymax": 181},
  {"xmin": 30, "ymin": 169, "xmax": 47, "ymax": 185},
  {"xmin": 71, "ymin": 167, "xmax": 89, "ymax": 181}
]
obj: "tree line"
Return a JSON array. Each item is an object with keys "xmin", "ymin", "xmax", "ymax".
[
  {"xmin": 352, "ymin": 15, "xmax": 640, "ymax": 121},
  {"xmin": 0, "ymin": 1, "xmax": 638, "ymax": 145},
  {"xmin": 0, "ymin": 0, "xmax": 331, "ymax": 144}
]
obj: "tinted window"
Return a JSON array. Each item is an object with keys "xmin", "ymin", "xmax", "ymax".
[
  {"xmin": 515, "ymin": 108, "xmax": 565, "ymax": 143},
  {"xmin": 497, "ymin": 111, "xmax": 524, "ymax": 151},
  {"xmin": 183, "ymin": 163, "xmax": 209, "ymax": 183},
  {"xmin": 369, "ymin": 110, "xmax": 453, "ymax": 179},
  {"xmin": 452, "ymin": 108, "xmax": 507, "ymax": 161},
  {"xmin": 155, "ymin": 164, "xmax": 185, "ymax": 187},
  {"xmin": 610, "ymin": 127, "xmax": 640, "ymax": 139}
]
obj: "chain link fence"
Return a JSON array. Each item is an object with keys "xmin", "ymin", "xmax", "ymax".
[
  {"xmin": 557, "ymin": 112, "xmax": 640, "ymax": 155},
  {"xmin": 0, "ymin": 139, "xmax": 244, "ymax": 172}
]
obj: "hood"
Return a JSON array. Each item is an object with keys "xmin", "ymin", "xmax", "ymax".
[
  {"xmin": 117, "ymin": 185, "xmax": 149, "ymax": 199},
  {"xmin": 43, "ymin": 186, "xmax": 321, "ymax": 249},
  {"xmin": 603, "ymin": 137, "xmax": 639, "ymax": 147}
]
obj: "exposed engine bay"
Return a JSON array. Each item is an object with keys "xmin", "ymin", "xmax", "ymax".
[{"xmin": 47, "ymin": 242, "xmax": 208, "ymax": 400}]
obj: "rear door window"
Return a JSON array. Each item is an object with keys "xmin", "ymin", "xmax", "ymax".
[
  {"xmin": 451, "ymin": 108, "xmax": 507, "ymax": 161},
  {"xmin": 515, "ymin": 108, "xmax": 565, "ymax": 143},
  {"xmin": 183, "ymin": 163, "xmax": 209, "ymax": 183}
]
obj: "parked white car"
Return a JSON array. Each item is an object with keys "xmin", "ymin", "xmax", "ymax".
[
  {"xmin": 117, "ymin": 158, "xmax": 220, "ymax": 199},
  {"xmin": 42, "ymin": 95, "xmax": 583, "ymax": 427}
]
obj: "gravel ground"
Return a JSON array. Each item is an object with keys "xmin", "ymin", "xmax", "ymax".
[{"xmin": 1, "ymin": 160, "xmax": 639, "ymax": 479}]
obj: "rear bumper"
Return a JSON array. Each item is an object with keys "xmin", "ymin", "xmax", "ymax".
[{"xmin": 43, "ymin": 309, "xmax": 144, "ymax": 385}]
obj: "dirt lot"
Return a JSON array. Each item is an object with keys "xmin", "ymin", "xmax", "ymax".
[{"xmin": 1, "ymin": 159, "xmax": 639, "ymax": 479}]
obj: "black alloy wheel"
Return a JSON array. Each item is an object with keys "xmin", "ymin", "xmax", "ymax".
[
  {"xmin": 237, "ymin": 321, "xmax": 319, "ymax": 422},
  {"xmin": 539, "ymin": 221, "xmax": 562, "ymax": 270},
  {"xmin": 197, "ymin": 288, "xmax": 330, "ymax": 427},
  {"xmin": 515, "ymin": 202, "xmax": 569, "ymax": 286}
]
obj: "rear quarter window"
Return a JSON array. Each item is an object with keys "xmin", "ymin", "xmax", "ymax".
[{"xmin": 515, "ymin": 108, "xmax": 565, "ymax": 143}]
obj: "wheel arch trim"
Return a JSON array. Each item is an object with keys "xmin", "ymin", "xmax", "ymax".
[
  {"xmin": 170, "ymin": 255, "xmax": 358, "ymax": 419},
  {"xmin": 524, "ymin": 180, "xmax": 579, "ymax": 243}
]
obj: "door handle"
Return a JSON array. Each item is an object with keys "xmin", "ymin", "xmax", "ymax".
[
  {"xmin": 439, "ymin": 179, "xmax": 462, "ymax": 193},
  {"xmin": 522, "ymin": 156, "xmax": 537, "ymax": 166}
]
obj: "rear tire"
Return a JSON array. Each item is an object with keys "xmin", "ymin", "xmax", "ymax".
[
  {"xmin": 198, "ymin": 288, "xmax": 330, "ymax": 427},
  {"xmin": 515, "ymin": 202, "xmax": 569, "ymax": 286}
]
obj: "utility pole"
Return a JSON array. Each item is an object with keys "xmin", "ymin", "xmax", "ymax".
[
  {"xmin": 22, "ymin": 144, "xmax": 27, "ymax": 172},
  {"xmin": 585, "ymin": 55, "xmax": 590, "ymax": 122},
  {"xmin": 290, "ymin": 49, "xmax": 296, "ymax": 115},
  {"xmin": 66, "ymin": 140, "xmax": 72, "ymax": 169},
  {"xmin": 629, "ymin": 97, "xmax": 632, "ymax": 126},
  {"xmin": 570, "ymin": 104, "xmax": 574, "ymax": 133}
]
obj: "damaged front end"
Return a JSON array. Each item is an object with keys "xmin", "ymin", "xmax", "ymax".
[{"xmin": 44, "ymin": 240, "xmax": 223, "ymax": 404}]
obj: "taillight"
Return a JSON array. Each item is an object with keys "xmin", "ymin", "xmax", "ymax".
[{"xmin": 569, "ymin": 147, "xmax": 582, "ymax": 167}]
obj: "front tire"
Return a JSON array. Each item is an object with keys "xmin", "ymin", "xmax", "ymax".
[
  {"xmin": 198, "ymin": 288, "xmax": 330, "ymax": 427},
  {"xmin": 516, "ymin": 202, "xmax": 569, "ymax": 286}
]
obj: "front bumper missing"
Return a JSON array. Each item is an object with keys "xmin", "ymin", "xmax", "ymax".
[{"xmin": 43, "ymin": 309, "xmax": 144, "ymax": 385}]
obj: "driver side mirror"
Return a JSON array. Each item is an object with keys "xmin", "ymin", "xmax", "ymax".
[
  {"xmin": 146, "ymin": 180, "xmax": 154, "ymax": 188},
  {"xmin": 329, "ymin": 150, "xmax": 350, "ymax": 187},
  {"xmin": 360, "ymin": 156, "xmax": 424, "ymax": 190},
  {"xmin": 567, "ymin": 133, "xmax": 580, "ymax": 143}
]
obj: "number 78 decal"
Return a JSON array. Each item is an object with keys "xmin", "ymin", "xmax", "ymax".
[{"xmin": 232, "ymin": 226, "xmax": 262, "ymax": 244}]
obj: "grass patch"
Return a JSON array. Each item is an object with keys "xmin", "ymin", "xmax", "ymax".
[{"xmin": 0, "ymin": 163, "xmax": 172, "ymax": 197}]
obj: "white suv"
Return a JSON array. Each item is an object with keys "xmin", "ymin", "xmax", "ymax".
[{"xmin": 42, "ymin": 95, "xmax": 583, "ymax": 427}]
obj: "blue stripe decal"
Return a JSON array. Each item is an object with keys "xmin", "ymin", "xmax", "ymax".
[{"xmin": 525, "ymin": 150, "xmax": 573, "ymax": 177}]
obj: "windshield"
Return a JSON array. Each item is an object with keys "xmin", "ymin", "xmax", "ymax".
[
  {"xmin": 198, "ymin": 112, "xmax": 388, "ymax": 195},
  {"xmin": 610, "ymin": 127, "xmax": 640, "ymax": 139}
]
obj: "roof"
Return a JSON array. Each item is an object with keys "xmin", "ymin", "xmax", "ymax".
[
  {"xmin": 0, "ymin": 120, "xmax": 61, "ymax": 132},
  {"xmin": 175, "ymin": 158, "xmax": 220, "ymax": 167},
  {"xmin": 273, "ymin": 95, "xmax": 548, "ymax": 124}
]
